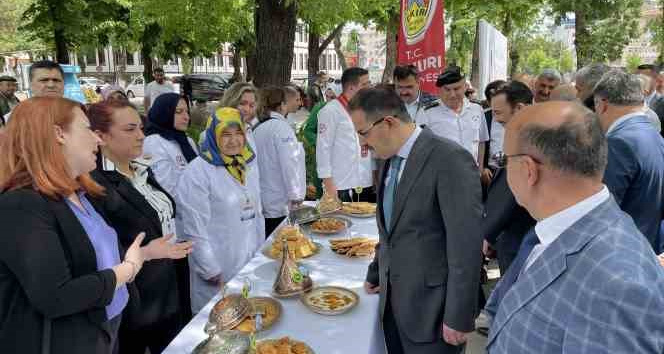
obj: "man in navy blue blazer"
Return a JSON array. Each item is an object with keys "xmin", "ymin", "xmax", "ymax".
[{"xmin": 593, "ymin": 69, "xmax": 664, "ymax": 253}]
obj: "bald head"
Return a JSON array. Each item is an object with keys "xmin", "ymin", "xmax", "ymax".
[
  {"xmin": 550, "ymin": 84, "xmax": 578, "ymax": 101},
  {"xmin": 506, "ymin": 101, "xmax": 607, "ymax": 178}
]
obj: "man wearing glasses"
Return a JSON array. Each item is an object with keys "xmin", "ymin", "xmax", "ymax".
[
  {"xmin": 483, "ymin": 80, "xmax": 536, "ymax": 275},
  {"xmin": 352, "ymin": 88, "xmax": 483, "ymax": 354},
  {"xmin": 418, "ymin": 66, "xmax": 489, "ymax": 168},
  {"xmin": 316, "ymin": 67, "xmax": 375, "ymax": 202}
]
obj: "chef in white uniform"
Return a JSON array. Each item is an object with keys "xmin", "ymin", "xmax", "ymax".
[
  {"xmin": 143, "ymin": 92, "xmax": 198, "ymax": 200},
  {"xmin": 316, "ymin": 67, "xmax": 374, "ymax": 202},
  {"xmin": 253, "ymin": 86, "xmax": 306, "ymax": 237},
  {"xmin": 177, "ymin": 107, "xmax": 264, "ymax": 313},
  {"xmin": 418, "ymin": 67, "xmax": 489, "ymax": 169}
]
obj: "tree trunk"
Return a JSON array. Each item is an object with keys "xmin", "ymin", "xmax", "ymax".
[
  {"xmin": 307, "ymin": 23, "xmax": 345, "ymax": 85},
  {"xmin": 54, "ymin": 28, "xmax": 69, "ymax": 63},
  {"xmin": 381, "ymin": 11, "xmax": 399, "ymax": 83},
  {"xmin": 574, "ymin": 9, "xmax": 590, "ymax": 69},
  {"xmin": 246, "ymin": 46, "xmax": 257, "ymax": 83},
  {"xmin": 140, "ymin": 23, "xmax": 161, "ymax": 83},
  {"xmin": 333, "ymin": 31, "xmax": 348, "ymax": 71},
  {"xmin": 254, "ymin": 0, "xmax": 297, "ymax": 87},
  {"xmin": 231, "ymin": 44, "xmax": 245, "ymax": 82},
  {"xmin": 308, "ymin": 30, "xmax": 322, "ymax": 87}
]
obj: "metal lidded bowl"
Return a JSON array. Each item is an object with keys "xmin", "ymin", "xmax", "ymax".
[
  {"xmin": 191, "ymin": 330, "xmax": 250, "ymax": 354},
  {"xmin": 289, "ymin": 205, "xmax": 321, "ymax": 225},
  {"xmin": 204, "ymin": 294, "xmax": 251, "ymax": 335}
]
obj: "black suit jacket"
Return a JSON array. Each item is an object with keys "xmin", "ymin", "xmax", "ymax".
[
  {"xmin": 0, "ymin": 188, "xmax": 118, "ymax": 354},
  {"xmin": 89, "ymin": 168, "xmax": 181, "ymax": 329},
  {"xmin": 483, "ymin": 168, "xmax": 535, "ymax": 271},
  {"xmin": 366, "ymin": 128, "xmax": 484, "ymax": 344}
]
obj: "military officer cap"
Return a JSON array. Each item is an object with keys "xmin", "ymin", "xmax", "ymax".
[{"xmin": 436, "ymin": 66, "xmax": 464, "ymax": 87}]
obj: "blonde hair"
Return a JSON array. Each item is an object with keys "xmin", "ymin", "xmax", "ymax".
[{"xmin": 219, "ymin": 82, "xmax": 256, "ymax": 110}]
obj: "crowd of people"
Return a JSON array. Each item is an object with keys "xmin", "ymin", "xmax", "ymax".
[{"xmin": 0, "ymin": 57, "xmax": 664, "ymax": 354}]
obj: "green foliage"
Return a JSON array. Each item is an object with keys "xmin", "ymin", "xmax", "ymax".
[
  {"xmin": 0, "ymin": 0, "xmax": 44, "ymax": 54},
  {"xmin": 626, "ymin": 54, "xmax": 642, "ymax": 71},
  {"xmin": 647, "ymin": 3, "xmax": 664, "ymax": 64},
  {"xmin": 19, "ymin": 0, "xmax": 130, "ymax": 57},
  {"xmin": 549, "ymin": 0, "xmax": 643, "ymax": 67},
  {"xmin": 445, "ymin": 0, "xmax": 545, "ymax": 72},
  {"xmin": 514, "ymin": 35, "xmax": 576, "ymax": 74}
]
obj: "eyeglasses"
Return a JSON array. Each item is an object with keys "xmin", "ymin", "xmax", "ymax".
[
  {"xmin": 494, "ymin": 152, "xmax": 542, "ymax": 168},
  {"xmin": 357, "ymin": 117, "xmax": 387, "ymax": 137}
]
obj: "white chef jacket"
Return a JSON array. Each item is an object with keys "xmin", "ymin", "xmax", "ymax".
[
  {"xmin": 253, "ymin": 111, "xmax": 306, "ymax": 218},
  {"xmin": 142, "ymin": 134, "xmax": 197, "ymax": 200},
  {"xmin": 316, "ymin": 99, "xmax": 374, "ymax": 190},
  {"xmin": 418, "ymin": 98, "xmax": 489, "ymax": 165},
  {"xmin": 176, "ymin": 157, "xmax": 265, "ymax": 313}
]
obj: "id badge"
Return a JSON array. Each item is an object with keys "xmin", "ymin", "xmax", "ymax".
[{"xmin": 240, "ymin": 197, "xmax": 256, "ymax": 222}]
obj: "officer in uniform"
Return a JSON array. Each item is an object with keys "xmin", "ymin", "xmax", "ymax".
[{"xmin": 419, "ymin": 67, "xmax": 489, "ymax": 169}]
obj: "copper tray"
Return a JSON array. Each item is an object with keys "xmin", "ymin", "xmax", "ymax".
[
  {"xmin": 300, "ymin": 286, "xmax": 359, "ymax": 316},
  {"xmin": 262, "ymin": 241, "xmax": 322, "ymax": 260},
  {"xmin": 339, "ymin": 202, "xmax": 377, "ymax": 218},
  {"xmin": 233, "ymin": 297, "xmax": 282, "ymax": 334},
  {"xmin": 307, "ymin": 216, "xmax": 353, "ymax": 235},
  {"xmin": 255, "ymin": 338, "xmax": 315, "ymax": 354}
]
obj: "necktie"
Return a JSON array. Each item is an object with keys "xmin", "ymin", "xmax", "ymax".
[
  {"xmin": 383, "ymin": 156, "xmax": 403, "ymax": 232},
  {"xmin": 486, "ymin": 229, "xmax": 540, "ymax": 314}
]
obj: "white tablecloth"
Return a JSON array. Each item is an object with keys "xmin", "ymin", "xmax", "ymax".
[{"xmin": 163, "ymin": 213, "xmax": 387, "ymax": 354}]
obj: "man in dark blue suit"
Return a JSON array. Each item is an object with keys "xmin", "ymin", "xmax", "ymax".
[{"xmin": 593, "ymin": 69, "xmax": 664, "ymax": 253}]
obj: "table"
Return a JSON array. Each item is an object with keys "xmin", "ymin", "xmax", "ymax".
[{"xmin": 163, "ymin": 212, "xmax": 387, "ymax": 354}]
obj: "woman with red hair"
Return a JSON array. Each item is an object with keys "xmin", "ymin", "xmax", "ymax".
[{"xmin": 0, "ymin": 97, "xmax": 182, "ymax": 354}]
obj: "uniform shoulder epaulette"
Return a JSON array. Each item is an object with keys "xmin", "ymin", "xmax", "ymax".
[{"xmin": 423, "ymin": 100, "xmax": 440, "ymax": 111}]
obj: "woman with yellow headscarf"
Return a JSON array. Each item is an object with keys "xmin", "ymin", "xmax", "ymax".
[{"xmin": 176, "ymin": 107, "xmax": 265, "ymax": 313}]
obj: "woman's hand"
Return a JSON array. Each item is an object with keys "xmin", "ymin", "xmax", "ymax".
[
  {"xmin": 125, "ymin": 232, "xmax": 146, "ymax": 269},
  {"xmin": 142, "ymin": 234, "xmax": 193, "ymax": 261}
]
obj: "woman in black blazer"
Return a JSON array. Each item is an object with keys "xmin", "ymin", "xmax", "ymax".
[
  {"xmin": 87, "ymin": 100, "xmax": 194, "ymax": 354},
  {"xmin": 0, "ymin": 97, "xmax": 149, "ymax": 354}
]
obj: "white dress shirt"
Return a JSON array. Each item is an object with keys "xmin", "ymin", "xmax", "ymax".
[
  {"xmin": 253, "ymin": 111, "xmax": 306, "ymax": 218},
  {"xmin": 145, "ymin": 81, "xmax": 176, "ymax": 109},
  {"xmin": 384, "ymin": 126, "xmax": 423, "ymax": 189},
  {"xmin": 418, "ymin": 98, "xmax": 489, "ymax": 165},
  {"xmin": 405, "ymin": 93, "xmax": 428, "ymax": 124},
  {"xmin": 524, "ymin": 186, "xmax": 610, "ymax": 270},
  {"xmin": 316, "ymin": 98, "xmax": 374, "ymax": 190},
  {"xmin": 176, "ymin": 157, "xmax": 265, "ymax": 313},
  {"xmin": 488, "ymin": 118, "xmax": 505, "ymax": 169}
]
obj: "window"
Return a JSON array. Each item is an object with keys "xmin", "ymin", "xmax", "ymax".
[
  {"xmin": 218, "ymin": 54, "xmax": 224, "ymax": 67},
  {"xmin": 328, "ymin": 54, "xmax": 332, "ymax": 71},
  {"xmin": 320, "ymin": 55, "xmax": 326, "ymax": 70},
  {"xmin": 196, "ymin": 57, "xmax": 204, "ymax": 66},
  {"xmin": 299, "ymin": 54, "xmax": 304, "ymax": 70},
  {"xmin": 98, "ymin": 48, "xmax": 106, "ymax": 66},
  {"xmin": 138, "ymin": 54, "xmax": 143, "ymax": 65},
  {"xmin": 293, "ymin": 56, "xmax": 297, "ymax": 70}
]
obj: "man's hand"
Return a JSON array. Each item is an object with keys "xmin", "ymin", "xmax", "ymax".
[
  {"xmin": 482, "ymin": 240, "xmax": 495, "ymax": 258},
  {"xmin": 481, "ymin": 168, "xmax": 493, "ymax": 186},
  {"xmin": 658, "ymin": 253, "xmax": 664, "ymax": 267},
  {"xmin": 442, "ymin": 323, "xmax": 470, "ymax": 346},
  {"xmin": 364, "ymin": 281, "xmax": 380, "ymax": 294}
]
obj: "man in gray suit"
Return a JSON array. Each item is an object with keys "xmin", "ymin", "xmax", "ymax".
[
  {"xmin": 349, "ymin": 88, "xmax": 483, "ymax": 353},
  {"xmin": 487, "ymin": 101, "xmax": 664, "ymax": 353}
]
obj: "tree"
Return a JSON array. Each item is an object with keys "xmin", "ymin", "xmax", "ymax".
[
  {"xmin": 254, "ymin": 0, "xmax": 297, "ymax": 86},
  {"xmin": 648, "ymin": 0, "xmax": 664, "ymax": 64},
  {"xmin": 20, "ymin": 0, "xmax": 130, "ymax": 63},
  {"xmin": 445, "ymin": 0, "xmax": 544, "ymax": 74},
  {"xmin": 549, "ymin": 0, "xmax": 642, "ymax": 69},
  {"xmin": 626, "ymin": 54, "xmax": 642, "ymax": 72},
  {"xmin": 513, "ymin": 35, "xmax": 576, "ymax": 74}
]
